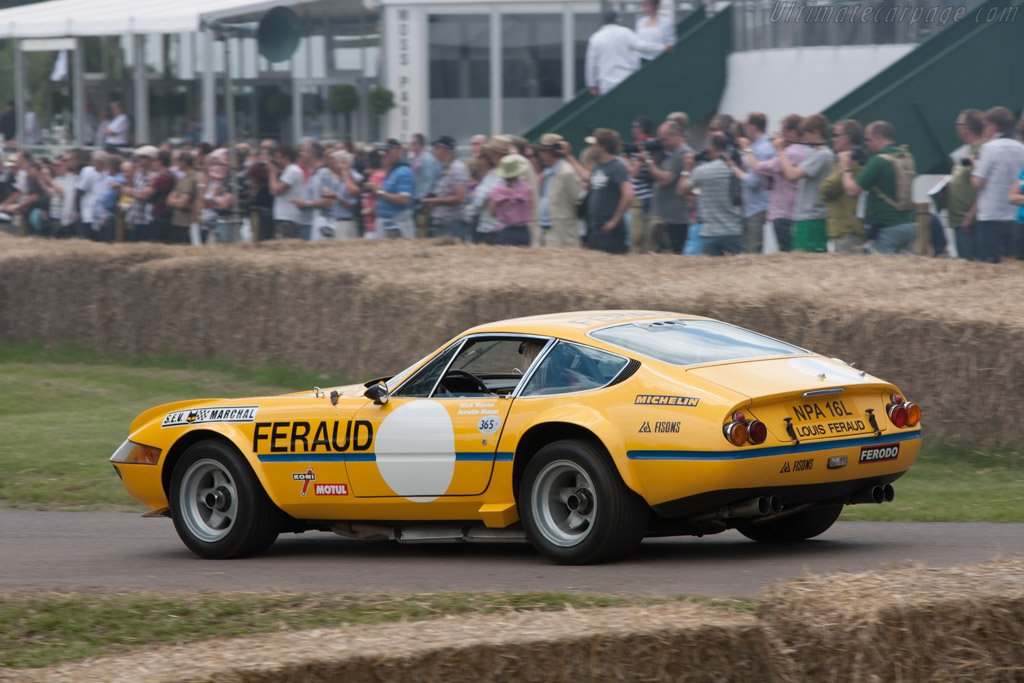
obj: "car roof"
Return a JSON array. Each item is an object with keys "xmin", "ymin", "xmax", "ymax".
[{"xmin": 463, "ymin": 310, "xmax": 707, "ymax": 343}]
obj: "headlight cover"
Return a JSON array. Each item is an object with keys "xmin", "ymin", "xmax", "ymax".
[{"xmin": 109, "ymin": 439, "xmax": 162, "ymax": 465}]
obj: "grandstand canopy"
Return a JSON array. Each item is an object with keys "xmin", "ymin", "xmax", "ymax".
[{"xmin": 0, "ymin": 0, "xmax": 360, "ymax": 38}]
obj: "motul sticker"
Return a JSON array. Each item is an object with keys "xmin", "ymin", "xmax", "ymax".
[
  {"xmin": 314, "ymin": 483, "xmax": 349, "ymax": 496},
  {"xmin": 859, "ymin": 443, "xmax": 899, "ymax": 463}
]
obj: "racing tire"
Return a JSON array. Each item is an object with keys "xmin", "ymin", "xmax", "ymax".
[
  {"xmin": 519, "ymin": 439, "xmax": 649, "ymax": 565},
  {"xmin": 735, "ymin": 503, "xmax": 843, "ymax": 543},
  {"xmin": 170, "ymin": 439, "xmax": 281, "ymax": 559}
]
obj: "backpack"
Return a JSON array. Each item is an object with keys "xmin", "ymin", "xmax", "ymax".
[{"xmin": 872, "ymin": 147, "xmax": 915, "ymax": 212}]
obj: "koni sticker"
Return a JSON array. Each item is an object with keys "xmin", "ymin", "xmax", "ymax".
[
  {"xmin": 292, "ymin": 467, "xmax": 315, "ymax": 496},
  {"xmin": 162, "ymin": 405, "xmax": 259, "ymax": 427}
]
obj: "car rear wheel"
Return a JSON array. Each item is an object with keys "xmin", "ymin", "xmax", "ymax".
[
  {"xmin": 735, "ymin": 503, "xmax": 843, "ymax": 543},
  {"xmin": 170, "ymin": 439, "xmax": 281, "ymax": 559},
  {"xmin": 519, "ymin": 440, "xmax": 649, "ymax": 565}
]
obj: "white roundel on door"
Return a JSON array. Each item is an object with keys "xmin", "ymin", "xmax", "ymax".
[{"xmin": 374, "ymin": 400, "xmax": 455, "ymax": 503}]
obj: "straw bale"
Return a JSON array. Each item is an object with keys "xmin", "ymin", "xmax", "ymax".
[
  {"xmin": 0, "ymin": 602, "xmax": 782, "ymax": 683},
  {"xmin": 756, "ymin": 557, "xmax": 1024, "ymax": 682},
  {"xmin": 1, "ymin": 235, "xmax": 1022, "ymax": 443}
]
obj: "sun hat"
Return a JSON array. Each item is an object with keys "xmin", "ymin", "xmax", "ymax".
[
  {"xmin": 537, "ymin": 133, "xmax": 564, "ymax": 151},
  {"xmin": 485, "ymin": 135, "xmax": 516, "ymax": 157},
  {"xmin": 496, "ymin": 153, "xmax": 530, "ymax": 179},
  {"xmin": 133, "ymin": 145, "xmax": 158, "ymax": 159}
]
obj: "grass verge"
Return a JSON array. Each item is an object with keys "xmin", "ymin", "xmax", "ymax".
[
  {"xmin": 1, "ymin": 342, "xmax": 1021, "ymax": 520},
  {"xmin": 0, "ymin": 343, "xmax": 349, "ymax": 511},
  {"xmin": 0, "ymin": 591, "xmax": 752, "ymax": 669}
]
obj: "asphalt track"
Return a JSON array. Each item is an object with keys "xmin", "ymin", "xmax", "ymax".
[{"xmin": 3, "ymin": 512, "xmax": 1022, "ymax": 597}]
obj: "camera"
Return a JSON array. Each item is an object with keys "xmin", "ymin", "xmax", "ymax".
[
  {"xmin": 553, "ymin": 141, "xmax": 568, "ymax": 157},
  {"xmin": 851, "ymin": 145, "xmax": 870, "ymax": 165},
  {"xmin": 623, "ymin": 138, "xmax": 662, "ymax": 156}
]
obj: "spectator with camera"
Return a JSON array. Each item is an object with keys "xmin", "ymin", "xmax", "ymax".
[
  {"xmin": 772, "ymin": 114, "xmax": 834, "ymax": 252},
  {"xmin": 971, "ymin": 106, "xmax": 1024, "ymax": 262},
  {"xmin": 819, "ymin": 119, "xmax": 867, "ymax": 253},
  {"xmin": 365, "ymin": 138, "xmax": 415, "ymax": 239},
  {"xmin": 945, "ymin": 109, "xmax": 985, "ymax": 260},
  {"xmin": 269, "ymin": 144, "xmax": 309, "ymax": 239},
  {"xmin": 634, "ymin": 120, "xmax": 691, "ymax": 253},
  {"xmin": 744, "ymin": 114, "xmax": 808, "ymax": 252},
  {"xmin": 535, "ymin": 134, "xmax": 584, "ymax": 247},
  {"xmin": 626, "ymin": 115, "xmax": 658, "ymax": 253},
  {"xmin": 838, "ymin": 120, "xmax": 917, "ymax": 255},
  {"xmin": 420, "ymin": 135, "xmax": 469, "ymax": 242},
  {"xmin": 736, "ymin": 112, "xmax": 774, "ymax": 253},
  {"xmin": 677, "ymin": 133, "xmax": 744, "ymax": 255},
  {"xmin": 584, "ymin": 128, "xmax": 633, "ymax": 253}
]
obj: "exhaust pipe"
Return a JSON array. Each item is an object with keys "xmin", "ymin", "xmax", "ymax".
[
  {"xmin": 691, "ymin": 495, "xmax": 782, "ymax": 524},
  {"xmin": 848, "ymin": 484, "xmax": 895, "ymax": 505}
]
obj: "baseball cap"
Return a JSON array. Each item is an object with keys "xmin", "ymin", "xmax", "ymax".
[
  {"xmin": 133, "ymin": 145, "xmax": 158, "ymax": 159},
  {"xmin": 432, "ymin": 135, "xmax": 456, "ymax": 150}
]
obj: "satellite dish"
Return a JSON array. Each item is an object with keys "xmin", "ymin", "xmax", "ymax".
[{"xmin": 257, "ymin": 6, "xmax": 303, "ymax": 63}]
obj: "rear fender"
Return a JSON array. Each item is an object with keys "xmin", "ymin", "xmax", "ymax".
[{"xmin": 513, "ymin": 405, "xmax": 645, "ymax": 497}]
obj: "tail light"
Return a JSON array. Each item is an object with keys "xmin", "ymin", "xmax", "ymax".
[
  {"xmin": 723, "ymin": 421, "xmax": 748, "ymax": 446},
  {"xmin": 747, "ymin": 420, "xmax": 767, "ymax": 444},
  {"xmin": 887, "ymin": 403, "xmax": 908, "ymax": 427},
  {"xmin": 886, "ymin": 394, "xmax": 920, "ymax": 429}
]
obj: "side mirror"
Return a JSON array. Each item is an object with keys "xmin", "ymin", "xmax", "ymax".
[{"xmin": 364, "ymin": 381, "xmax": 389, "ymax": 405}]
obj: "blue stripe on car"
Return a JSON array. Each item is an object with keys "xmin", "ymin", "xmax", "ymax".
[{"xmin": 627, "ymin": 431, "xmax": 922, "ymax": 461}]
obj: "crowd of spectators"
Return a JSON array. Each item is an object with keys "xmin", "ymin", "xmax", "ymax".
[{"xmin": 1, "ymin": 104, "xmax": 1022, "ymax": 262}]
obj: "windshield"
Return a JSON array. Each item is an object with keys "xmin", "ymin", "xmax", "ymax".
[{"xmin": 590, "ymin": 319, "xmax": 806, "ymax": 366}]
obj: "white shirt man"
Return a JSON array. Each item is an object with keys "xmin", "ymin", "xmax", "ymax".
[
  {"xmin": 104, "ymin": 103, "xmax": 130, "ymax": 146},
  {"xmin": 584, "ymin": 13, "xmax": 666, "ymax": 95}
]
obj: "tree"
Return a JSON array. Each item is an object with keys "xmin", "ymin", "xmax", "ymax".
[
  {"xmin": 367, "ymin": 86, "xmax": 395, "ymax": 139},
  {"xmin": 329, "ymin": 84, "xmax": 358, "ymax": 137}
]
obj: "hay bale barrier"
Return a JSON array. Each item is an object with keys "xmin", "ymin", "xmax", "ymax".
[
  {"xmin": 4, "ymin": 559, "xmax": 1023, "ymax": 682},
  {"xmin": 1, "ymin": 234, "xmax": 1023, "ymax": 444}
]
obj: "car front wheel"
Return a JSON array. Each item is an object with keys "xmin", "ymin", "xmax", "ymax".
[
  {"xmin": 519, "ymin": 440, "xmax": 649, "ymax": 565},
  {"xmin": 170, "ymin": 439, "xmax": 281, "ymax": 559}
]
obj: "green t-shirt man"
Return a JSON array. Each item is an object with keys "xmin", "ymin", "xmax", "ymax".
[{"xmin": 855, "ymin": 145, "xmax": 916, "ymax": 228}]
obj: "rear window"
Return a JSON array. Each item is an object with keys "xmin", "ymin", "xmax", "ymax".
[{"xmin": 590, "ymin": 319, "xmax": 806, "ymax": 366}]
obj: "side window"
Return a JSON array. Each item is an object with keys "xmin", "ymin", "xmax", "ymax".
[
  {"xmin": 393, "ymin": 342, "xmax": 461, "ymax": 398},
  {"xmin": 520, "ymin": 342, "xmax": 628, "ymax": 397}
]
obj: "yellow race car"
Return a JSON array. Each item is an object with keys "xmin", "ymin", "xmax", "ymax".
[{"xmin": 111, "ymin": 311, "xmax": 921, "ymax": 564}]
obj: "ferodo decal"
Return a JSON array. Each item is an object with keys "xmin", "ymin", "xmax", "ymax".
[
  {"xmin": 634, "ymin": 395, "xmax": 699, "ymax": 407},
  {"xmin": 162, "ymin": 405, "xmax": 259, "ymax": 428},
  {"xmin": 860, "ymin": 443, "xmax": 900, "ymax": 463},
  {"xmin": 314, "ymin": 483, "xmax": 349, "ymax": 496},
  {"xmin": 253, "ymin": 420, "xmax": 373, "ymax": 454},
  {"xmin": 292, "ymin": 467, "xmax": 315, "ymax": 496}
]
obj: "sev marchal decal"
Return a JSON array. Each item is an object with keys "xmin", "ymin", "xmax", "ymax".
[{"xmin": 162, "ymin": 405, "xmax": 259, "ymax": 427}]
